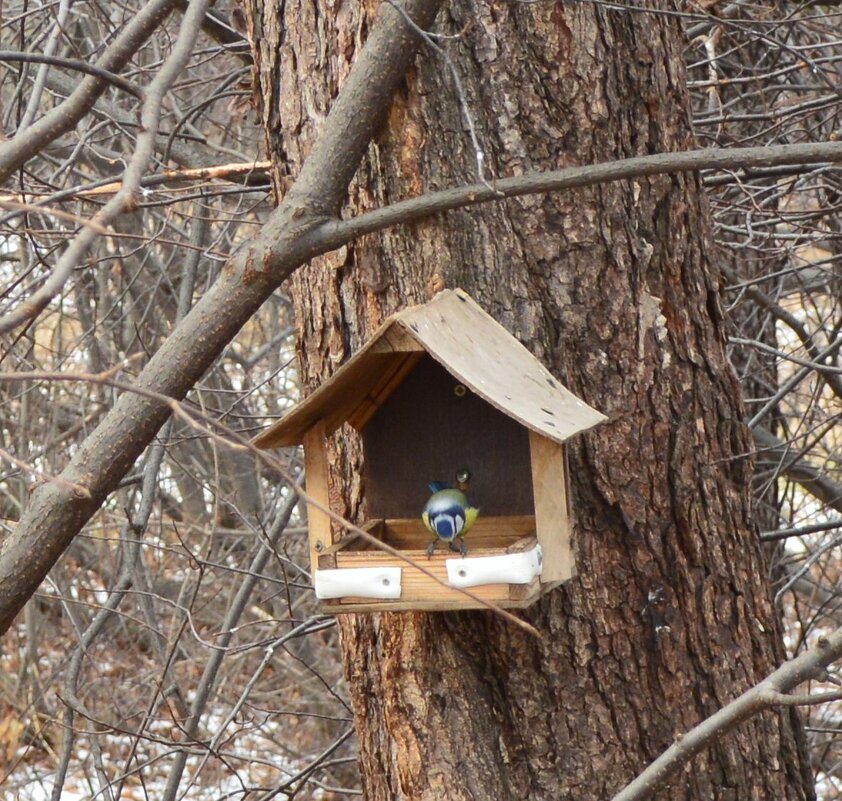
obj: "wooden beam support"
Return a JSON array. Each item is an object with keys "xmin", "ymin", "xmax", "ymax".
[
  {"xmin": 303, "ymin": 420, "xmax": 333, "ymax": 574},
  {"xmin": 529, "ymin": 432, "xmax": 574, "ymax": 583}
]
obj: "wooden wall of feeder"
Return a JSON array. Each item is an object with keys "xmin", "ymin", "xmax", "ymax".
[{"xmin": 253, "ymin": 289, "xmax": 606, "ymax": 613}]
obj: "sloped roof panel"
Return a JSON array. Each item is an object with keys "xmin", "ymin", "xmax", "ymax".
[
  {"xmin": 253, "ymin": 289, "xmax": 606, "ymax": 448},
  {"xmin": 397, "ymin": 290, "xmax": 606, "ymax": 443}
]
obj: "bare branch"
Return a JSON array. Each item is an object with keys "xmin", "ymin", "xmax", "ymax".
[
  {"xmin": 760, "ymin": 519, "xmax": 842, "ymax": 543},
  {"xmin": 317, "ymin": 141, "xmax": 842, "ymax": 248},
  {"xmin": 0, "ymin": 160, "xmax": 273, "ymax": 202},
  {"xmin": 0, "ymin": 0, "xmax": 211, "ymax": 336},
  {"xmin": 611, "ymin": 631, "xmax": 842, "ymax": 801},
  {"xmin": 753, "ymin": 427, "xmax": 842, "ymax": 517},
  {"xmin": 0, "ymin": 51, "xmax": 144, "ymax": 99},
  {"xmin": 0, "ymin": 0, "xmax": 178, "ymax": 183},
  {"xmin": 158, "ymin": 488, "xmax": 304, "ymax": 801}
]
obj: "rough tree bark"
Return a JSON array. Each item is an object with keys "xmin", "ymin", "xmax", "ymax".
[{"xmin": 246, "ymin": 1, "xmax": 815, "ymax": 798}]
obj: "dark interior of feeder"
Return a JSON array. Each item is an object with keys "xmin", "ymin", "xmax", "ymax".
[{"xmin": 361, "ymin": 356, "xmax": 535, "ymax": 520}]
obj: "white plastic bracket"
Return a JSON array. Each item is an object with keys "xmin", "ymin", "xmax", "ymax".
[
  {"xmin": 446, "ymin": 545, "xmax": 543, "ymax": 589},
  {"xmin": 314, "ymin": 567, "xmax": 402, "ymax": 600}
]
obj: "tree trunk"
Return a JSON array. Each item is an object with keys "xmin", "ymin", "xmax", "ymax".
[{"xmin": 245, "ymin": 0, "xmax": 814, "ymax": 797}]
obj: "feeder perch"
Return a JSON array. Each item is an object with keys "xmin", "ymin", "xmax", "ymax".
[{"xmin": 253, "ymin": 289, "xmax": 606, "ymax": 612}]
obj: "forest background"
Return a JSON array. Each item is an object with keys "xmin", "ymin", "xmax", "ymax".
[{"xmin": 0, "ymin": 0, "xmax": 841, "ymax": 799}]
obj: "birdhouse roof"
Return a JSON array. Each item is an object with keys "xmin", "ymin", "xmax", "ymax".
[{"xmin": 254, "ymin": 289, "xmax": 606, "ymax": 448}]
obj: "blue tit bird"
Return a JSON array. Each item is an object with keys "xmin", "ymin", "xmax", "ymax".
[{"xmin": 422, "ymin": 468, "xmax": 479, "ymax": 558}]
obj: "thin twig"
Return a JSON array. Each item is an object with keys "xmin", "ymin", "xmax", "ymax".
[
  {"xmin": 0, "ymin": 51, "xmax": 144, "ymax": 99},
  {"xmin": 0, "ymin": 0, "xmax": 211, "ymax": 337},
  {"xmin": 386, "ymin": 0, "xmax": 496, "ymax": 189},
  {"xmin": 0, "ymin": 0, "xmax": 178, "ymax": 182}
]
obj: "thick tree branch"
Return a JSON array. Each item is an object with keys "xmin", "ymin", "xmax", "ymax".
[
  {"xmin": 611, "ymin": 630, "xmax": 842, "ymax": 801},
  {"xmin": 21, "ymin": 139, "xmax": 842, "ymax": 208},
  {"xmin": 0, "ymin": 0, "xmax": 444, "ymax": 634},
  {"xmin": 316, "ymin": 140, "xmax": 842, "ymax": 248}
]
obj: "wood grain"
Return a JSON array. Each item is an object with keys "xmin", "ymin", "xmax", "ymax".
[
  {"xmin": 315, "ymin": 517, "xmax": 544, "ymax": 610},
  {"xmin": 529, "ymin": 432, "xmax": 574, "ymax": 583},
  {"xmin": 320, "ymin": 590, "xmax": 542, "ymax": 613},
  {"xmin": 302, "ymin": 421, "xmax": 333, "ymax": 573}
]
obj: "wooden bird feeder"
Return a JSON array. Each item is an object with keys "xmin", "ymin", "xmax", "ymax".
[{"xmin": 254, "ymin": 289, "xmax": 605, "ymax": 613}]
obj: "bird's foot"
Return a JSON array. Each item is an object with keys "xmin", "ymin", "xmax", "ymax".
[
  {"xmin": 426, "ymin": 541, "xmax": 437, "ymax": 559},
  {"xmin": 448, "ymin": 538, "xmax": 468, "ymax": 557}
]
